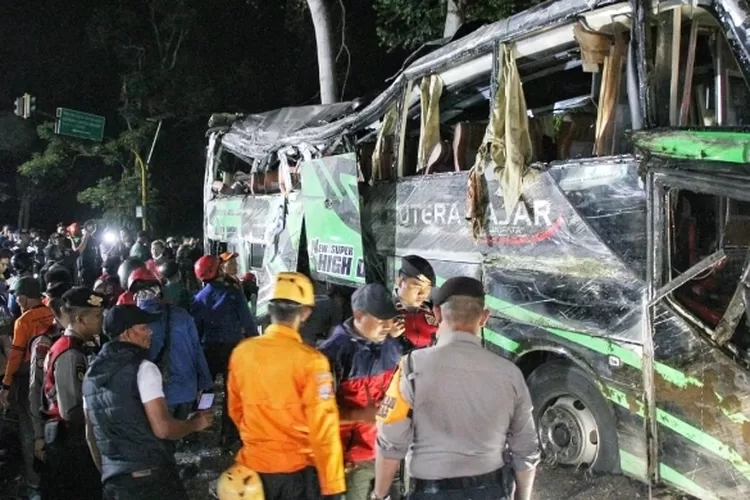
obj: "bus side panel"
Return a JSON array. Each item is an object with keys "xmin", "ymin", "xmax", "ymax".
[
  {"xmin": 301, "ymin": 153, "xmax": 366, "ymax": 287},
  {"xmin": 652, "ymin": 303, "xmax": 750, "ymax": 499}
]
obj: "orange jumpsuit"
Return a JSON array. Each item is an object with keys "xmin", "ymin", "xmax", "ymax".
[{"xmin": 227, "ymin": 323, "xmax": 345, "ymax": 496}]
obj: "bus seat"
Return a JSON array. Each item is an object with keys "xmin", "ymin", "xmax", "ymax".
[{"xmin": 452, "ymin": 122, "xmax": 486, "ymax": 171}]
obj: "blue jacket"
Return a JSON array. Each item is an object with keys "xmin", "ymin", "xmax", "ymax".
[
  {"xmin": 190, "ymin": 281, "xmax": 257, "ymax": 345},
  {"xmin": 139, "ymin": 298, "xmax": 213, "ymax": 406}
]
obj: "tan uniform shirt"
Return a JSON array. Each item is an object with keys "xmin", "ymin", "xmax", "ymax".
[{"xmin": 376, "ymin": 330, "xmax": 540, "ymax": 480}]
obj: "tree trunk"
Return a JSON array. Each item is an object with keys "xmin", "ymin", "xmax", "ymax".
[
  {"xmin": 307, "ymin": 0, "xmax": 338, "ymax": 104},
  {"xmin": 444, "ymin": 0, "xmax": 466, "ymax": 38}
]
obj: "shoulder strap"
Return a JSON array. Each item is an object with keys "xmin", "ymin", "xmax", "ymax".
[
  {"xmin": 155, "ymin": 305, "xmax": 172, "ymax": 382},
  {"xmin": 406, "ymin": 351, "xmax": 416, "ymax": 419}
]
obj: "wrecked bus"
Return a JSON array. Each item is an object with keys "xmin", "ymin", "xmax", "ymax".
[{"xmin": 203, "ymin": 0, "xmax": 750, "ymax": 497}]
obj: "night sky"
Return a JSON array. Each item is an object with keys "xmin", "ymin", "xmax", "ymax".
[{"xmin": 0, "ymin": 0, "xmax": 406, "ymax": 236}]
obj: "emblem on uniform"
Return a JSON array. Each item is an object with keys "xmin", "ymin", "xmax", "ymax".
[
  {"xmin": 87, "ymin": 295, "xmax": 103, "ymax": 307},
  {"xmin": 425, "ymin": 312, "xmax": 438, "ymax": 326},
  {"xmin": 318, "ymin": 383, "xmax": 333, "ymax": 400}
]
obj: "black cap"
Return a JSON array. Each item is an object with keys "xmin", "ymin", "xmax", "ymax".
[
  {"xmin": 431, "ymin": 277, "xmax": 485, "ymax": 306},
  {"xmin": 61, "ymin": 287, "xmax": 106, "ymax": 308},
  {"xmin": 104, "ymin": 305, "xmax": 161, "ymax": 337},
  {"xmin": 351, "ymin": 283, "xmax": 399, "ymax": 320},
  {"xmin": 11, "ymin": 277, "xmax": 42, "ymax": 299},
  {"xmin": 399, "ymin": 255, "xmax": 435, "ymax": 286}
]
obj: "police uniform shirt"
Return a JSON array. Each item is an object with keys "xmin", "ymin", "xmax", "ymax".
[
  {"xmin": 45, "ymin": 329, "xmax": 88, "ymax": 423},
  {"xmin": 376, "ymin": 330, "xmax": 541, "ymax": 480},
  {"xmin": 30, "ymin": 334, "xmax": 55, "ymax": 438}
]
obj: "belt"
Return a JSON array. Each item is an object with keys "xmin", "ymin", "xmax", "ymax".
[{"xmin": 412, "ymin": 468, "xmax": 503, "ymax": 493}]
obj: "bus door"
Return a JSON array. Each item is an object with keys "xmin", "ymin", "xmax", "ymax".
[{"xmin": 649, "ymin": 168, "xmax": 750, "ymax": 499}]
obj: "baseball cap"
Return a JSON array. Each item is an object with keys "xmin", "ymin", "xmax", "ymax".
[
  {"xmin": 62, "ymin": 287, "xmax": 106, "ymax": 308},
  {"xmin": 399, "ymin": 255, "xmax": 435, "ymax": 286},
  {"xmin": 11, "ymin": 277, "xmax": 42, "ymax": 299},
  {"xmin": 103, "ymin": 305, "xmax": 161, "ymax": 338},
  {"xmin": 431, "ymin": 277, "xmax": 485, "ymax": 306},
  {"xmin": 351, "ymin": 283, "xmax": 399, "ymax": 320},
  {"xmin": 220, "ymin": 251, "xmax": 239, "ymax": 262}
]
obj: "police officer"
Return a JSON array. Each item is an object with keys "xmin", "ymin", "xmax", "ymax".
[
  {"xmin": 43, "ymin": 287, "xmax": 104, "ymax": 500},
  {"xmin": 372, "ymin": 277, "xmax": 540, "ymax": 500},
  {"xmin": 394, "ymin": 256, "xmax": 438, "ymax": 351}
]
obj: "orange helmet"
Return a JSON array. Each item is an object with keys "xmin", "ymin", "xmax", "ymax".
[
  {"xmin": 217, "ymin": 463, "xmax": 264, "ymax": 500},
  {"xmin": 194, "ymin": 255, "xmax": 221, "ymax": 282}
]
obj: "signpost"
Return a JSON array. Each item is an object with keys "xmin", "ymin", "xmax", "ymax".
[{"xmin": 54, "ymin": 107, "xmax": 105, "ymax": 142}]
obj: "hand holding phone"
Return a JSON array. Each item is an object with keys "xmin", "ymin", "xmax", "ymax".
[{"xmin": 196, "ymin": 392, "xmax": 215, "ymax": 410}]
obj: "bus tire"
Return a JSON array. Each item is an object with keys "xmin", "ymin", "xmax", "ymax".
[{"xmin": 526, "ymin": 360, "xmax": 619, "ymax": 473}]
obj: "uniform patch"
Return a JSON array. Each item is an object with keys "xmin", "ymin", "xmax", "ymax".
[
  {"xmin": 76, "ymin": 364, "xmax": 86, "ymax": 381},
  {"xmin": 424, "ymin": 312, "xmax": 438, "ymax": 326},
  {"xmin": 377, "ymin": 368, "xmax": 412, "ymax": 424},
  {"xmin": 316, "ymin": 372, "xmax": 334, "ymax": 400}
]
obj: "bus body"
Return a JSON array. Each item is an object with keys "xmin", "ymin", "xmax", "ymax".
[{"xmin": 204, "ymin": 0, "xmax": 750, "ymax": 497}]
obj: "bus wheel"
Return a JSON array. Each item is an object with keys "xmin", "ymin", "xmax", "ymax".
[{"xmin": 526, "ymin": 360, "xmax": 619, "ymax": 473}]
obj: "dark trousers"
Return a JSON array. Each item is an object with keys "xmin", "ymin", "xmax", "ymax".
[
  {"xmin": 44, "ymin": 423, "xmax": 102, "ymax": 500},
  {"xmin": 165, "ymin": 403, "xmax": 192, "ymax": 455},
  {"xmin": 407, "ymin": 486, "xmax": 506, "ymax": 500},
  {"xmin": 103, "ymin": 466, "xmax": 187, "ymax": 500},
  {"xmin": 204, "ymin": 342, "xmax": 238, "ymax": 445},
  {"xmin": 10, "ymin": 374, "xmax": 38, "ymax": 489},
  {"xmin": 259, "ymin": 467, "xmax": 323, "ymax": 500}
]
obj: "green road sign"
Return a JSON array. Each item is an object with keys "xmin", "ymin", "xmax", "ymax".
[{"xmin": 55, "ymin": 107, "xmax": 105, "ymax": 142}]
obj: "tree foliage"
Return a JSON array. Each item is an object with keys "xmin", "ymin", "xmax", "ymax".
[
  {"xmin": 373, "ymin": 0, "xmax": 539, "ymax": 50},
  {"xmin": 17, "ymin": 0, "xmax": 214, "ymax": 229}
]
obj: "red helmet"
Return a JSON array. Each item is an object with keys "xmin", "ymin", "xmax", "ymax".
[
  {"xmin": 194, "ymin": 255, "xmax": 221, "ymax": 282},
  {"xmin": 242, "ymin": 272, "xmax": 256, "ymax": 283},
  {"xmin": 128, "ymin": 268, "xmax": 160, "ymax": 293}
]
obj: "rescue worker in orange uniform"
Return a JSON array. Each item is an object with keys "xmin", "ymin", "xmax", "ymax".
[
  {"xmin": 0, "ymin": 277, "xmax": 55, "ymax": 497},
  {"xmin": 227, "ymin": 272, "xmax": 345, "ymax": 500},
  {"xmin": 394, "ymin": 256, "xmax": 437, "ymax": 351}
]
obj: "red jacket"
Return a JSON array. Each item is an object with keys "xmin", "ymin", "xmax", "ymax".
[
  {"xmin": 397, "ymin": 300, "xmax": 438, "ymax": 349},
  {"xmin": 319, "ymin": 320, "xmax": 403, "ymax": 463}
]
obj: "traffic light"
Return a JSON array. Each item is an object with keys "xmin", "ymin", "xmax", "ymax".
[
  {"xmin": 23, "ymin": 94, "xmax": 36, "ymax": 119},
  {"xmin": 13, "ymin": 97, "xmax": 23, "ymax": 117}
]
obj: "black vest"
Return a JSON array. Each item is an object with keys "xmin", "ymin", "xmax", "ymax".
[{"xmin": 82, "ymin": 340, "xmax": 175, "ymax": 482}]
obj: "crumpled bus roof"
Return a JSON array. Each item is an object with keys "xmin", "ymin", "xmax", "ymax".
[
  {"xmin": 215, "ymin": 102, "xmax": 359, "ymax": 162},
  {"xmin": 209, "ymin": 0, "xmax": 750, "ymax": 165}
]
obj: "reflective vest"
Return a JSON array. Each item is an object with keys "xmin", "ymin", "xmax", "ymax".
[{"xmin": 43, "ymin": 335, "xmax": 84, "ymax": 422}]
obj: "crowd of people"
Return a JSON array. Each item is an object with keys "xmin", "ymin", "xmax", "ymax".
[{"xmin": 0, "ymin": 221, "xmax": 540, "ymax": 500}]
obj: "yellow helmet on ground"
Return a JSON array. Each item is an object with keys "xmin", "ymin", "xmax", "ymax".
[
  {"xmin": 271, "ymin": 272, "xmax": 315, "ymax": 307},
  {"xmin": 218, "ymin": 463, "xmax": 264, "ymax": 500}
]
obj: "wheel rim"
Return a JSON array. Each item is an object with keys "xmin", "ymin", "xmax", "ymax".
[{"xmin": 538, "ymin": 395, "xmax": 600, "ymax": 468}]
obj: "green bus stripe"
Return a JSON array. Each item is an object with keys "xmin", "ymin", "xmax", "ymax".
[
  {"xmin": 480, "ymin": 292, "xmax": 748, "ymax": 426},
  {"xmin": 619, "ymin": 450, "xmax": 719, "ymax": 499},
  {"xmin": 587, "ymin": 370, "xmax": 750, "ymax": 482},
  {"xmin": 487, "ymin": 321, "xmax": 750, "ymax": 485},
  {"xmin": 660, "ymin": 462, "xmax": 720, "ymax": 499},
  {"xmin": 619, "ymin": 449, "xmax": 647, "ymax": 480}
]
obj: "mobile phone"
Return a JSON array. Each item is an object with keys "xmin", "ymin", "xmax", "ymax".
[{"xmin": 196, "ymin": 393, "xmax": 215, "ymax": 410}]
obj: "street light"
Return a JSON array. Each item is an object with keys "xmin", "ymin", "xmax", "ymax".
[{"xmin": 137, "ymin": 112, "xmax": 174, "ymax": 231}]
